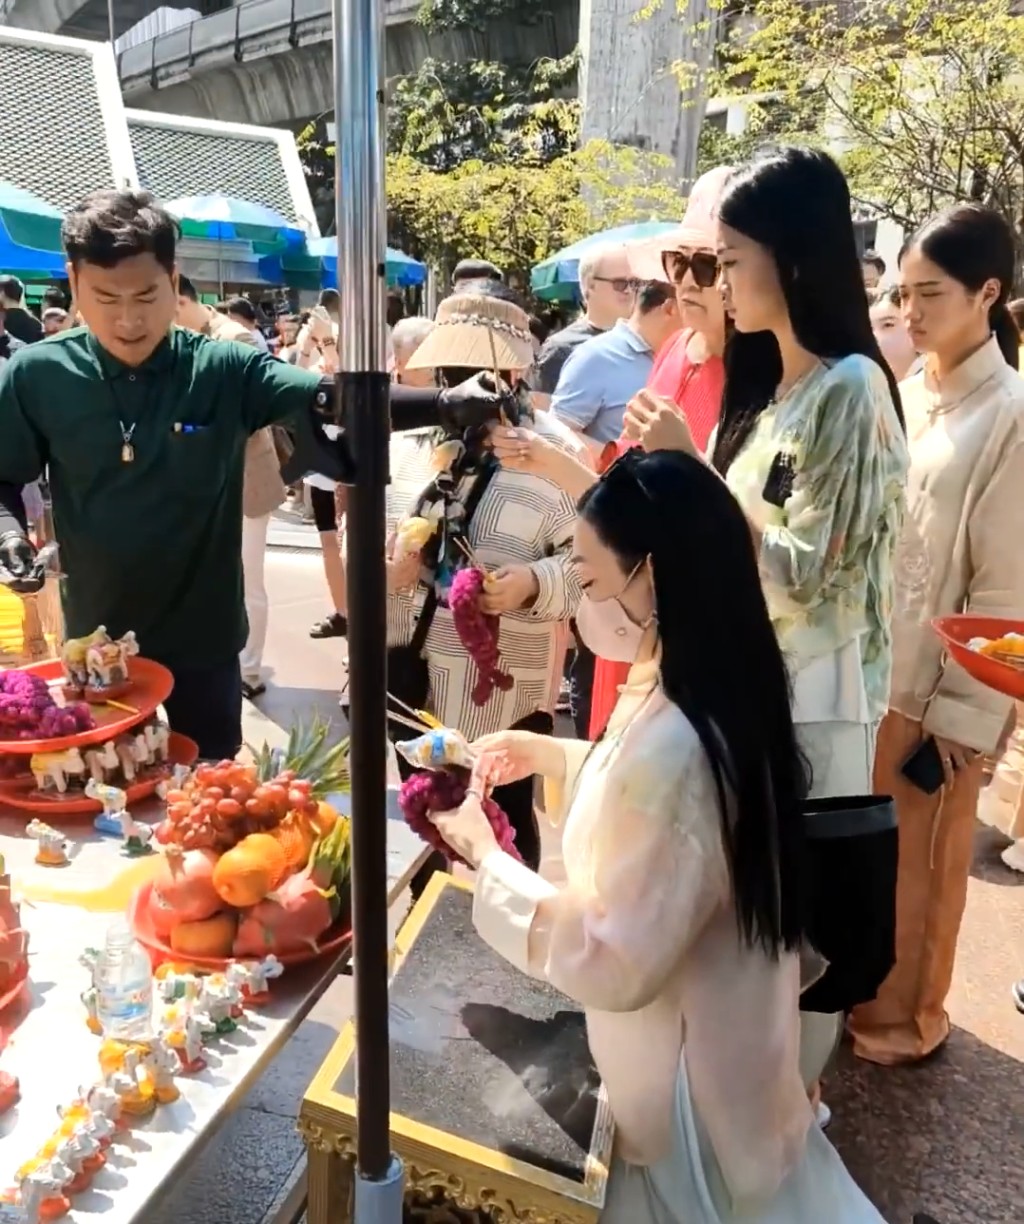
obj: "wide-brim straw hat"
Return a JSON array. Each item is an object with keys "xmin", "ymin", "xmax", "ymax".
[
  {"xmin": 628, "ymin": 165, "xmax": 734, "ymax": 282},
  {"xmin": 405, "ymin": 292, "xmax": 535, "ymax": 371}
]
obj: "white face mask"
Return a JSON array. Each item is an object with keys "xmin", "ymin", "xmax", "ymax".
[{"xmin": 575, "ymin": 560, "xmax": 656, "ymax": 663}]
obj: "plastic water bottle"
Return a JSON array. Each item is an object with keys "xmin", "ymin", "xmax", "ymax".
[{"xmin": 94, "ymin": 920, "xmax": 153, "ymax": 1039}]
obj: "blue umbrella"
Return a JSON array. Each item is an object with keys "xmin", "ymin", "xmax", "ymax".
[
  {"xmin": 309, "ymin": 236, "xmax": 427, "ymax": 288},
  {"xmin": 164, "ymin": 193, "xmax": 305, "ymax": 245},
  {"xmin": 531, "ymin": 220, "xmax": 681, "ymax": 301},
  {"xmin": 0, "ymin": 179, "xmax": 64, "ymax": 255}
]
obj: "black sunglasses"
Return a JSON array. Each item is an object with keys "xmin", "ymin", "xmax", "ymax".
[
  {"xmin": 661, "ymin": 249, "xmax": 719, "ymax": 289},
  {"xmin": 591, "ymin": 275, "xmax": 638, "ymax": 294}
]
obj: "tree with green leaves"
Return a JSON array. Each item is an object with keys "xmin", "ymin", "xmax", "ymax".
[
  {"xmin": 703, "ymin": 0, "xmax": 1024, "ymax": 242},
  {"xmin": 387, "ymin": 140, "xmax": 683, "ymax": 287}
]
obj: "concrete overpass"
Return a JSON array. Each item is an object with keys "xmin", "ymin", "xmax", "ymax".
[
  {"xmin": 0, "ymin": 0, "xmax": 227, "ymax": 42},
  {"xmin": 115, "ymin": 0, "xmax": 579, "ymax": 129}
]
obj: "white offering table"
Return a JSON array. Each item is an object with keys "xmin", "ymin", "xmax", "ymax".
[{"xmin": 0, "ymin": 788, "xmax": 428, "ymax": 1223}]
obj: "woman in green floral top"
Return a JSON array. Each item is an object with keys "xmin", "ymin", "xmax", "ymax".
[{"xmin": 623, "ymin": 148, "xmax": 909, "ymax": 1127}]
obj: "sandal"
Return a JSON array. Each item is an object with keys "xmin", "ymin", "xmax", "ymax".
[
  {"xmin": 242, "ymin": 680, "xmax": 267, "ymax": 700},
  {"xmin": 310, "ymin": 612, "xmax": 347, "ymax": 639}
]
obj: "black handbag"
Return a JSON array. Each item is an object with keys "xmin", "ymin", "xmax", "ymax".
[{"xmin": 799, "ymin": 794, "xmax": 899, "ymax": 1015}]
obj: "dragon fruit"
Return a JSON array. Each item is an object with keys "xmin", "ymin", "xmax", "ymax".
[
  {"xmin": 398, "ymin": 766, "xmax": 520, "ymax": 867},
  {"xmin": 448, "ymin": 567, "xmax": 514, "ymax": 706}
]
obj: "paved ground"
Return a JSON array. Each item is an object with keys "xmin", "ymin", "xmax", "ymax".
[{"xmin": 153, "ymin": 547, "xmax": 1024, "ymax": 1224}]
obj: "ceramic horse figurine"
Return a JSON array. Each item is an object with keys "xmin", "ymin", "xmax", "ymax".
[
  {"xmin": 24, "ymin": 820, "xmax": 69, "ymax": 867},
  {"xmin": 143, "ymin": 722, "xmax": 171, "ymax": 764},
  {"xmin": 141, "ymin": 1038, "xmax": 180, "ymax": 1104},
  {"xmin": 113, "ymin": 734, "xmax": 148, "ymax": 783},
  {"xmin": 83, "ymin": 741, "xmax": 120, "ymax": 784},
  {"xmin": 113, "ymin": 809, "xmax": 154, "ymax": 856},
  {"xmin": 29, "ymin": 747, "xmax": 86, "ymax": 794},
  {"xmin": 18, "ymin": 1159, "xmax": 72, "ymax": 1224},
  {"xmin": 85, "ymin": 628, "xmax": 138, "ymax": 693}
]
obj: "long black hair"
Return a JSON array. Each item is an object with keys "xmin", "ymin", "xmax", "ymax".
[
  {"xmin": 577, "ymin": 449, "xmax": 809, "ymax": 956},
  {"xmin": 711, "ymin": 146, "xmax": 904, "ymax": 475},
  {"xmin": 902, "ymin": 204, "xmax": 1021, "ymax": 370}
]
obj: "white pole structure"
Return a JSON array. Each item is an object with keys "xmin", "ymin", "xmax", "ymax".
[
  {"xmin": 331, "ymin": 0, "xmax": 404, "ymax": 1218},
  {"xmin": 107, "ymin": 0, "xmax": 115, "ymax": 43}
]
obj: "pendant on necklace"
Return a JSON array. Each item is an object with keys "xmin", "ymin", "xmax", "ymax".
[{"xmin": 121, "ymin": 443, "xmax": 135, "ymax": 464}]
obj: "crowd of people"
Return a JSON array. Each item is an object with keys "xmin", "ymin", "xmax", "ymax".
[{"xmin": 0, "ymin": 145, "xmax": 1022, "ymax": 1222}]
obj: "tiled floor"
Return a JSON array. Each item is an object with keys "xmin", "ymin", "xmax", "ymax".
[{"xmin": 155, "ymin": 549, "xmax": 1024, "ymax": 1224}]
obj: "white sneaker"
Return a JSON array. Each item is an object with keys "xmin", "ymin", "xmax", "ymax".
[
  {"xmin": 1001, "ymin": 839, "xmax": 1024, "ymax": 873},
  {"xmin": 815, "ymin": 1101, "xmax": 832, "ymax": 1130}
]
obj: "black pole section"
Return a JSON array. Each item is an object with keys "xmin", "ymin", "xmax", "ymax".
[{"xmin": 338, "ymin": 369, "xmax": 393, "ymax": 1180}]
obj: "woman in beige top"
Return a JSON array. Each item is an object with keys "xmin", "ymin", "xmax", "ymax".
[
  {"xmin": 426, "ymin": 450, "xmax": 883, "ymax": 1223},
  {"xmin": 849, "ymin": 205, "xmax": 1024, "ymax": 1065}
]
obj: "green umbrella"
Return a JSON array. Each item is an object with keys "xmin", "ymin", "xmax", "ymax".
[{"xmin": 0, "ymin": 181, "xmax": 63, "ymax": 253}]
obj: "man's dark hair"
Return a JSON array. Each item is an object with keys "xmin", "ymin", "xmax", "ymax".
[
  {"xmin": 62, "ymin": 190, "xmax": 178, "ymax": 273},
  {"xmin": 177, "ymin": 274, "xmax": 199, "ymax": 302},
  {"xmin": 862, "ymin": 249, "xmax": 886, "ymax": 276},
  {"xmin": 636, "ymin": 280, "xmax": 675, "ymax": 313},
  {"xmin": 225, "ymin": 296, "xmax": 258, "ymax": 324},
  {"xmin": 0, "ymin": 276, "xmax": 25, "ymax": 303},
  {"xmin": 452, "ymin": 258, "xmax": 503, "ymax": 286},
  {"xmin": 41, "ymin": 285, "xmax": 68, "ymax": 311},
  {"xmin": 318, "ymin": 288, "xmax": 340, "ymax": 312},
  {"xmin": 868, "ymin": 283, "xmax": 900, "ymax": 310}
]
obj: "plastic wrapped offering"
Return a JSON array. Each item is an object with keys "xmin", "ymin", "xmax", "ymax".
[{"xmin": 395, "ymin": 728, "xmax": 475, "ymax": 772}]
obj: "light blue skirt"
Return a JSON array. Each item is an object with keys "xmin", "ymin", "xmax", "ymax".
[{"xmin": 600, "ymin": 1059, "xmax": 884, "ymax": 1224}]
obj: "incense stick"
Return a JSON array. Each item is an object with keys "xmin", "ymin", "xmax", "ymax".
[
  {"xmin": 386, "ymin": 692, "xmax": 435, "ymax": 729},
  {"xmin": 486, "ymin": 325, "xmax": 510, "ymax": 426},
  {"xmin": 386, "ymin": 710, "xmax": 435, "ymax": 735}
]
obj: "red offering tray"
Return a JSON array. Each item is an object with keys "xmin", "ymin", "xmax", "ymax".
[
  {"xmin": 932, "ymin": 615, "xmax": 1024, "ymax": 701},
  {"xmin": 0, "ymin": 657, "xmax": 173, "ymax": 754},
  {"xmin": 0, "ymin": 731, "xmax": 198, "ymax": 816},
  {"xmin": 128, "ymin": 879, "xmax": 352, "ymax": 971}
]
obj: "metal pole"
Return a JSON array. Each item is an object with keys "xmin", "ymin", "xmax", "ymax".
[
  {"xmin": 107, "ymin": 0, "xmax": 115, "ymax": 43},
  {"xmin": 332, "ymin": 0, "xmax": 403, "ymax": 1217}
]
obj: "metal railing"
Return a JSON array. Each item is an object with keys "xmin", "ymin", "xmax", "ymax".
[{"xmin": 116, "ymin": 0, "xmax": 417, "ymax": 86}]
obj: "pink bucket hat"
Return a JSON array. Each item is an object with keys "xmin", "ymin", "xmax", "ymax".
[{"xmin": 628, "ymin": 165, "xmax": 734, "ymax": 282}]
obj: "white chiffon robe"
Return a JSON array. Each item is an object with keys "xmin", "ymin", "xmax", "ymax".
[{"xmin": 472, "ymin": 662, "xmax": 884, "ymax": 1223}]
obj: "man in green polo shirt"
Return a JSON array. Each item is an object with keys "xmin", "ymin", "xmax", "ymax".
[{"xmin": 0, "ymin": 189, "xmax": 505, "ymax": 758}]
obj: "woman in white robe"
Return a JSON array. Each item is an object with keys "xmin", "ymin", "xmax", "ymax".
[{"xmin": 430, "ymin": 449, "xmax": 884, "ymax": 1223}]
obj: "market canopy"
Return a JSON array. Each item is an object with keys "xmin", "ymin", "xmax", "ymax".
[
  {"xmin": 530, "ymin": 220, "xmax": 681, "ymax": 302},
  {"xmin": 308, "ymin": 236, "xmax": 427, "ymax": 289},
  {"xmin": 0, "ymin": 180, "xmax": 63, "ymax": 251},
  {"xmin": 164, "ymin": 193, "xmax": 306, "ymax": 247}
]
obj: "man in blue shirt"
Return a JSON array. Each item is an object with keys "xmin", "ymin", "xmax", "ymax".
[{"xmin": 550, "ymin": 281, "xmax": 680, "ymax": 450}]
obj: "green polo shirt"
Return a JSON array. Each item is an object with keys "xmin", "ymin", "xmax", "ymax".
[{"xmin": 0, "ymin": 327, "xmax": 321, "ymax": 668}]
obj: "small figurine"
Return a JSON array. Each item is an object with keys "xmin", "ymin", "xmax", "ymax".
[
  {"xmin": 140, "ymin": 1037, "xmax": 180, "ymax": 1104},
  {"xmin": 228, "ymin": 955, "xmax": 283, "ymax": 1006},
  {"xmin": 112, "ymin": 810, "xmax": 154, "ymax": 856},
  {"xmin": 28, "ymin": 749, "xmax": 86, "ymax": 796},
  {"xmin": 83, "ymin": 742, "xmax": 120, "ymax": 785},
  {"xmin": 161, "ymin": 1006, "xmax": 208, "ymax": 1073},
  {"xmin": 0, "ymin": 1071, "xmax": 19, "ymax": 1115},
  {"xmin": 156, "ymin": 765, "xmax": 191, "ymax": 801},
  {"xmin": 80, "ymin": 986, "xmax": 101, "ymax": 1036},
  {"xmin": 0, "ymin": 856, "xmax": 29, "ymax": 997},
  {"xmin": 84, "ymin": 779, "xmax": 128, "ymax": 836},
  {"xmin": 157, "ymin": 970, "xmax": 202, "ymax": 1006},
  {"xmin": 24, "ymin": 821, "xmax": 69, "ymax": 867},
  {"xmin": 55, "ymin": 1130, "xmax": 102, "ymax": 1194},
  {"xmin": 113, "ymin": 735, "xmax": 146, "ymax": 784},
  {"xmin": 199, "ymin": 978, "xmax": 240, "ymax": 1033},
  {"xmin": 18, "ymin": 1159, "xmax": 71, "ymax": 1224},
  {"xmin": 97, "ymin": 1042, "xmax": 155, "ymax": 1119},
  {"xmin": 63, "ymin": 626, "xmax": 139, "ymax": 701},
  {"xmin": 143, "ymin": 722, "xmax": 170, "ymax": 764}
]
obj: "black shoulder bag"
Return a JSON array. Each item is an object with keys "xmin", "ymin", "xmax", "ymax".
[{"xmin": 383, "ymin": 457, "xmax": 499, "ymax": 741}]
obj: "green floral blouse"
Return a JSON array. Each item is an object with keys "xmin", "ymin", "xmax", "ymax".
[{"xmin": 725, "ymin": 354, "xmax": 909, "ymax": 722}]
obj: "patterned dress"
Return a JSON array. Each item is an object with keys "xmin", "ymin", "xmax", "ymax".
[{"xmin": 368, "ymin": 414, "xmax": 585, "ymax": 739}]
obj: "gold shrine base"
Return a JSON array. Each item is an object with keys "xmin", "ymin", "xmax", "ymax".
[{"xmin": 298, "ymin": 877, "xmax": 611, "ymax": 1224}]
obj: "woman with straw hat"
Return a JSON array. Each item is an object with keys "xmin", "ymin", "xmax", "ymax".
[{"xmin": 343, "ymin": 281, "xmax": 590, "ymax": 875}]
